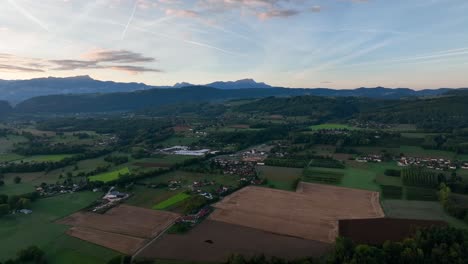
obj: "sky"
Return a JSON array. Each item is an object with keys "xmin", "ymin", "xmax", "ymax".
[{"xmin": 1, "ymin": 0, "xmax": 468, "ymax": 89}]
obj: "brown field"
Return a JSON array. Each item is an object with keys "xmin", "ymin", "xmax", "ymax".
[
  {"xmin": 209, "ymin": 183, "xmax": 384, "ymax": 243},
  {"xmin": 339, "ymin": 218, "xmax": 447, "ymax": 245},
  {"xmin": 67, "ymin": 227, "xmax": 147, "ymax": 254},
  {"xmin": 134, "ymin": 162, "xmax": 172, "ymax": 168},
  {"xmin": 58, "ymin": 204, "xmax": 180, "ymax": 254},
  {"xmin": 136, "ymin": 220, "xmax": 330, "ymax": 262}
]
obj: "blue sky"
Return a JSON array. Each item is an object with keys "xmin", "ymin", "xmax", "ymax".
[{"xmin": 1, "ymin": 0, "xmax": 467, "ymax": 89}]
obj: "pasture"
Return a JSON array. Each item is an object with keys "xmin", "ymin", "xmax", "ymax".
[
  {"xmin": 0, "ymin": 192, "xmax": 118, "ymax": 263},
  {"xmin": 210, "ymin": 183, "xmax": 384, "ymax": 243},
  {"xmin": 382, "ymin": 200, "xmax": 468, "ymax": 229},
  {"xmin": 257, "ymin": 165, "xmax": 301, "ymax": 191},
  {"xmin": 88, "ymin": 167, "xmax": 130, "ymax": 182},
  {"xmin": 20, "ymin": 154, "xmax": 75, "ymax": 163},
  {"xmin": 153, "ymin": 192, "xmax": 191, "ymax": 210}
]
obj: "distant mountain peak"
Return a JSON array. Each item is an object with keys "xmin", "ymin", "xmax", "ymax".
[
  {"xmin": 173, "ymin": 82, "xmax": 194, "ymax": 88},
  {"xmin": 206, "ymin": 79, "xmax": 272, "ymax": 89}
]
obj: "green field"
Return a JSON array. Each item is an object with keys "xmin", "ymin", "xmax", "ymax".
[
  {"xmin": 125, "ymin": 186, "xmax": 179, "ymax": 209},
  {"xmin": 89, "ymin": 167, "xmax": 130, "ymax": 182},
  {"xmin": 153, "ymin": 192, "xmax": 191, "ymax": 210},
  {"xmin": 257, "ymin": 166, "xmax": 301, "ymax": 191},
  {"xmin": 0, "ymin": 153, "xmax": 24, "ymax": 162},
  {"xmin": 0, "ymin": 135, "xmax": 28, "ymax": 153},
  {"xmin": 0, "ymin": 192, "xmax": 118, "ymax": 263},
  {"xmin": 383, "ymin": 200, "xmax": 468, "ymax": 229},
  {"xmin": 20, "ymin": 154, "xmax": 75, "ymax": 163},
  {"xmin": 309, "ymin": 123, "xmax": 356, "ymax": 131}
]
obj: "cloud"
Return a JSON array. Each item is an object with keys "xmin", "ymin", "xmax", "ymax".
[
  {"xmin": 110, "ymin": 65, "xmax": 163, "ymax": 74},
  {"xmin": 310, "ymin": 5, "xmax": 321, "ymax": 13},
  {"xmin": 49, "ymin": 60, "xmax": 99, "ymax": 70},
  {"xmin": 0, "ymin": 50, "xmax": 161, "ymax": 75},
  {"xmin": 165, "ymin": 9, "xmax": 199, "ymax": 18},
  {"xmin": 0, "ymin": 64, "xmax": 44, "ymax": 72},
  {"xmin": 83, "ymin": 50, "xmax": 156, "ymax": 63},
  {"xmin": 257, "ymin": 9, "xmax": 300, "ymax": 20}
]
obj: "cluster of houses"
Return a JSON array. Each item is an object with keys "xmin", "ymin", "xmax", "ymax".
[
  {"xmin": 355, "ymin": 155, "xmax": 383, "ymax": 163},
  {"xmin": 159, "ymin": 146, "xmax": 212, "ymax": 156},
  {"xmin": 177, "ymin": 207, "xmax": 211, "ymax": 224},
  {"xmin": 91, "ymin": 187, "xmax": 129, "ymax": 213},
  {"xmin": 397, "ymin": 156, "xmax": 464, "ymax": 170},
  {"xmin": 96, "ymin": 134, "xmax": 118, "ymax": 147},
  {"xmin": 240, "ymin": 148, "xmax": 268, "ymax": 163},
  {"xmin": 36, "ymin": 182, "xmax": 86, "ymax": 197},
  {"xmin": 213, "ymin": 158, "xmax": 257, "ymax": 177}
]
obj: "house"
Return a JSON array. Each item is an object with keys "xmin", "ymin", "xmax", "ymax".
[{"xmin": 18, "ymin": 209, "xmax": 32, "ymax": 215}]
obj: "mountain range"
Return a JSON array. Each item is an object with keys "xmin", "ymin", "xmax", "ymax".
[{"xmin": 1, "ymin": 76, "xmax": 465, "ymax": 104}]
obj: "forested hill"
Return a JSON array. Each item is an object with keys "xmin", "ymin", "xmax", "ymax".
[
  {"xmin": 14, "ymin": 86, "xmax": 312, "ymax": 113},
  {"xmin": 237, "ymin": 94, "xmax": 468, "ymax": 131},
  {"xmin": 0, "ymin": 101, "xmax": 12, "ymax": 117}
]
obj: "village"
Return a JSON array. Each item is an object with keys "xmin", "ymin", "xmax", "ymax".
[{"xmin": 397, "ymin": 156, "xmax": 468, "ymax": 170}]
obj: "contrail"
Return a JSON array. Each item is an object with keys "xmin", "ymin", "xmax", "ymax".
[
  {"xmin": 121, "ymin": 0, "xmax": 138, "ymax": 40},
  {"xmin": 7, "ymin": 0, "xmax": 49, "ymax": 31},
  {"xmin": 344, "ymin": 46, "xmax": 468, "ymax": 68},
  {"xmin": 88, "ymin": 17, "xmax": 242, "ymax": 56}
]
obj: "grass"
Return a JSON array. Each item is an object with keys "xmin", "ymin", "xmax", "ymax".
[
  {"xmin": 0, "ymin": 192, "xmax": 118, "ymax": 263},
  {"xmin": 20, "ymin": 154, "xmax": 75, "ymax": 163},
  {"xmin": 153, "ymin": 192, "xmax": 191, "ymax": 210},
  {"xmin": 257, "ymin": 166, "xmax": 302, "ymax": 191},
  {"xmin": 309, "ymin": 123, "xmax": 357, "ymax": 131},
  {"xmin": 88, "ymin": 167, "xmax": 130, "ymax": 182},
  {"xmin": 383, "ymin": 199, "xmax": 468, "ymax": 229},
  {"xmin": 125, "ymin": 186, "xmax": 179, "ymax": 209},
  {"xmin": 0, "ymin": 153, "xmax": 24, "ymax": 162},
  {"xmin": 0, "ymin": 135, "xmax": 28, "ymax": 153},
  {"xmin": 302, "ymin": 167, "xmax": 345, "ymax": 185}
]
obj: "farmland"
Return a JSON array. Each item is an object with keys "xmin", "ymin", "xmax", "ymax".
[
  {"xmin": 210, "ymin": 183, "xmax": 384, "ymax": 243},
  {"xmin": 0, "ymin": 192, "xmax": 118, "ymax": 263},
  {"xmin": 153, "ymin": 192, "xmax": 191, "ymax": 210},
  {"xmin": 88, "ymin": 167, "xmax": 130, "ymax": 182},
  {"xmin": 257, "ymin": 165, "xmax": 301, "ymax": 191},
  {"xmin": 136, "ymin": 220, "xmax": 330, "ymax": 262},
  {"xmin": 58, "ymin": 205, "xmax": 180, "ymax": 254},
  {"xmin": 309, "ymin": 123, "xmax": 357, "ymax": 131}
]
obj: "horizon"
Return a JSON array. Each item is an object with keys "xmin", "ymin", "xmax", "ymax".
[
  {"xmin": 1, "ymin": 74, "xmax": 468, "ymax": 91},
  {"xmin": 1, "ymin": 0, "xmax": 468, "ymax": 89}
]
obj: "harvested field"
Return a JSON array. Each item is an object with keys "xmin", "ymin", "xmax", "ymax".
[
  {"xmin": 210, "ymin": 183, "xmax": 384, "ymax": 243},
  {"xmin": 339, "ymin": 218, "xmax": 447, "ymax": 245},
  {"xmin": 67, "ymin": 227, "xmax": 146, "ymax": 255},
  {"xmin": 58, "ymin": 205, "xmax": 180, "ymax": 254},
  {"xmin": 136, "ymin": 220, "xmax": 330, "ymax": 262}
]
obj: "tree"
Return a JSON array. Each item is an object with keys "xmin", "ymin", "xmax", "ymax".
[
  {"xmin": 0, "ymin": 180, "xmax": 4, "ymax": 186},
  {"xmin": 17, "ymin": 198, "xmax": 31, "ymax": 210},
  {"xmin": 16, "ymin": 245, "xmax": 46, "ymax": 263},
  {"xmin": 13, "ymin": 176, "xmax": 21, "ymax": 184},
  {"xmin": 0, "ymin": 204, "xmax": 10, "ymax": 216}
]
